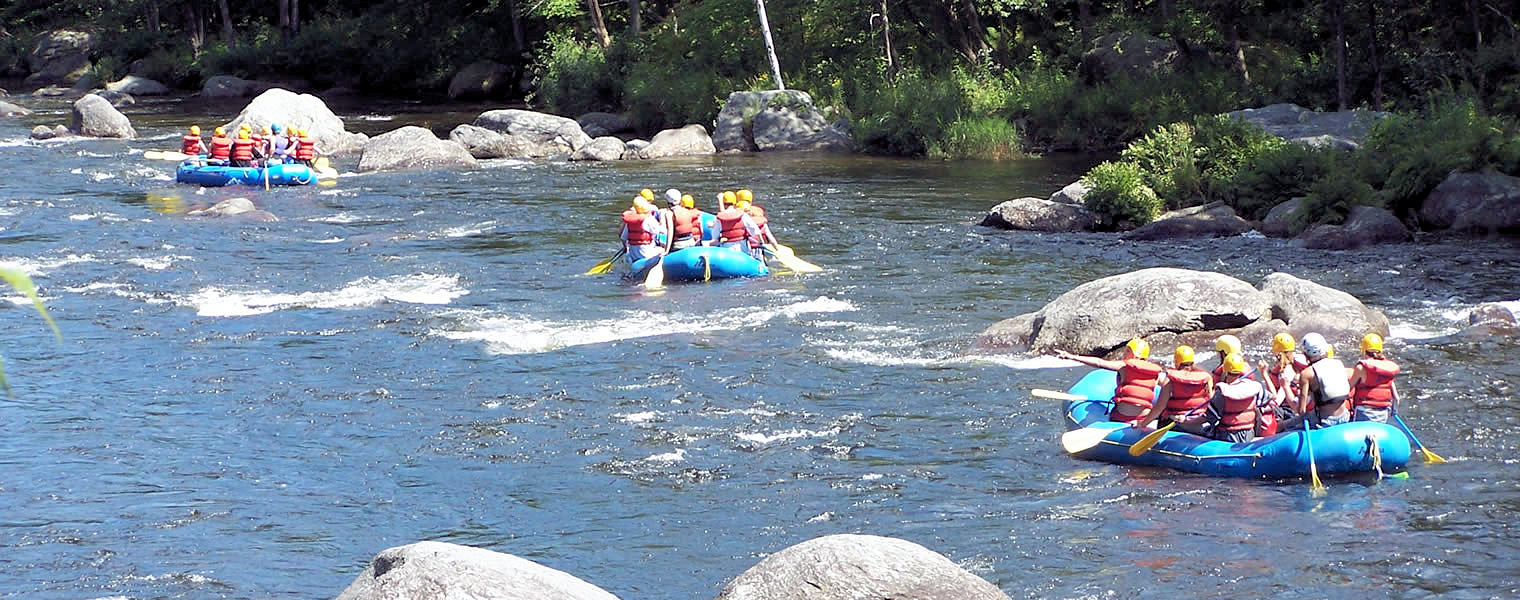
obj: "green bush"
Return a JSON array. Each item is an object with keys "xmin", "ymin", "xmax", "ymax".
[
  {"xmin": 1222, "ymin": 141, "xmax": 1333, "ymax": 220},
  {"xmin": 1083, "ymin": 161, "xmax": 1163, "ymax": 229},
  {"xmin": 1121, "ymin": 121, "xmax": 1201, "ymax": 207},
  {"xmin": 531, "ymin": 32, "xmax": 624, "ymax": 117},
  {"xmin": 853, "ymin": 70, "xmax": 964, "ymax": 156},
  {"xmin": 1359, "ymin": 97, "xmax": 1520, "ymax": 218},
  {"xmin": 933, "ymin": 116, "xmax": 1023, "ymax": 160},
  {"xmin": 1295, "ymin": 160, "xmax": 1376, "ymax": 229}
]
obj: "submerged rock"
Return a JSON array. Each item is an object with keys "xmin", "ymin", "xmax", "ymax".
[
  {"xmin": 333, "ymin": 540, "xmax": 621, "ymax": 600},
  {"xmin": 717, "ymin": 534, "xmax": 1009, "ymax": 600},
  {"xmin": 187, "ymin": 198, "xmax": 278, "ymax": 222}
]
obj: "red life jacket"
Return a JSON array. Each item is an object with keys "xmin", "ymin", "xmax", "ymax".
[
  {"xmin": 716, "ymin": 208, "xmax": 748, "ymax": 243},
  {"xmin": 670, "ymin": 206, "xmax": 701, "ymax": 239},
  {"xmin": 182, "ymin": 135, "xmax": 204, "ymax": 155},
  {"xmin": 250, "ymin": 134, "xmax": 265, "ymax": 153},
  {"xmin": 743, "ymin": 204, "xmax": 768, "ymax": 229},
  {"xmin": 622, "ymin": 210, "xmax": 654, "ymax": 245},
  {"xmin": 296, "ymin": 136, "xmax": 316, "ymax": 161},
  {"xmin": 1352, "ymin": 358, "xmax": 1400, "ymax": 409},
  {"xmin": 231, "ymin": 138, "xmax": 255, "ymax": 162},
  {"xmin": 1258, "ymin": 409, "xmax": 1279, "ymax": 437},
  {"xmin": 1113, "ymin": 358, "xmax": 1162, "ymax": 411},
  {"xmin": 209, "ymin": 136, "xmax": 233, "ymax": 160},
  {"xmin": 1163, "ymin": 368, "xmax": 1211, "ymax": 419},
  {"xmin": 1216, "ymin": 379, "xmax": 1261, "ymax": 432}
]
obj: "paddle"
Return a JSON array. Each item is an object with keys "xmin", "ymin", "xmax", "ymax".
[
  {"xmin": 586, "ymin": 248, "xmax": 626, "ymax": 275},
  {"xmin": 1033, "ymin": 388, "xmax": 1087, "ymax": 402},
  {"xmin": 144, "ymin": 150, "xmax": 191, "ymax": 161},
  {"xmin": 1128, "ymin": 422, "xmax": 1176, "ymax": 456},
  {"xmin": 1303, "ymin": 417, "xmax": 1327, "ymax": 496},
  {"xmin": 644, "ymin": 256, "xmax": 665, "ymax": 290},
  {"xmin": 763, "ymin": 243, "xmax": 822, "ymax": 272},
  {"xmin": 1391, "ymin": 411, "xmax": 1447, "ymax": 463},
  {"xmin": 263, "ymin": 161, "xmax": 270, "ymax": 191},
  {"xmin": 1061, "ymin": 426, "xmax": 1117, "ymax": 454}
]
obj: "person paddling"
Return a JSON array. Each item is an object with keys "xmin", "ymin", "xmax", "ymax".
[
  {"xmin": 661, "ymin": 189, "xmax": 704, "ymax": 251},
  {"xmin": 293, "ymin": 128, "xmax": 320, "ymax": 167},
  {"xmin": 207, "ymin": 127, "xmax": 233, "ymax": 165},
  {"xmin": 1281, "ymin": 332, "xmax": 1352, "ymax": 430},
  {"xmin": 230, "ymin": 130, "xmax": 258, "ymax": 168},
  {"xmin": 1210, "ymin": 335, "xmax": 1258, "ymax": 382},
  {"xmin": 715, "ymin": 192, "xmax": 763, "ymax": 259},
  {"xmin": 1347, "ymin": 333, "xmax": 1400, "ymax": 423},
  {"xmin": 620, "ymin": 198, "xmax": 666, "ymax": 265},
  {"xmin": 181, "ymin": 125, "xmax": 205, "ymax": 157},
  {"xmin": 1055, "ymin": 338, "xmax": 1162, "ymax": 425},
  {"xmin": 1208, "ymin": 352, "xmax": 1266, "ymax": 443},
  {"xmin": 1258, "ymin": 332, "xmax": 1307, "ymax": 436},
  {"xmin": 735, "ymin": 189, "xmax": 780, "ymax": 249},
  {"xmin": 1148, "ymin": 345, "xmax": 1214, "ymax": 434}
]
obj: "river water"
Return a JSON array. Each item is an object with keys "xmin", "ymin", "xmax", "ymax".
[{"xmin": 1, "ymin": 94, "xmax": 1517, "ymax": 599}]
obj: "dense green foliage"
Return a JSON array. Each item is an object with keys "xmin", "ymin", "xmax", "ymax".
[{"xmin": 1082, "ymin": 161, "xmax": 1163, "ymax": 229}]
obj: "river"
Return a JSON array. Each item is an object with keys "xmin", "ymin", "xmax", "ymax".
[{"xmin": 1, "ymin": 93, "xmax": 1517, "ymax": 599}]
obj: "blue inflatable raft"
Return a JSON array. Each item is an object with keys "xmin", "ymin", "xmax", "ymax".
[
  {"xmin": 1061, "ymin": 369, "xmax": 1410, "ymax": 478},
  {"xmin": 629, "ymin": 245, "xmax": 769, "ymax": 282},
  {"xmin": 176, "ymin": 161, "xmax": 316, "ymax": 187}
]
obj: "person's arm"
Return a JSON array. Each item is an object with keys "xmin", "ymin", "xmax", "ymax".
[
  {"xmin": 760, "ymin": 223, "xmax": 779, "ymax": 246},
  {"xmin": 1295, "ymin": 370, "xmax": 1314, "ymax": 415},
  {"xmin": 1390, "ymin": 381, "xmax": 1400, "ymax": 410},
  {"xmin": 620, "ymin": 224, "xmax": 630, "ymax": 250},
  {"xmin": 1053, "ymin": 349, "xmax": 1125, "ymax": 371},
  {"xmin": 1143, "ymin": 381, "xmax": 1171, "ymax": 427},
  {"xmin": 742, "ymin": 214, "xmax": 762, "ymax": 239}
]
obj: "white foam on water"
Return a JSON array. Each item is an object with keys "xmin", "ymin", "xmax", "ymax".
[
  {"xmin": 69, "ymin": 212, "xmax": 128, "ymax": 222},
  {"xmin": 353, "ymin": 114, "xmax": 394, "ymax": 121},
  {"xmin": 308, "ymin": 212, "xmax": 385, "ymax": 224},
  {"xmin": 820, "ymin": 347, "xmax": 951, "ymax": 367},
  {"xmin": 436, "ymin": 296, "xmax": 854, "ymax": 355},
  {"xmin": 861, "ymin": 473, "xmax": 884, "ymax": 480},
  {"xmin": 438, "ymin": 221, "xmax": 497, "ymax": 238},
  {"xmin": 61, "ymin": 282, "xmax": 127, "ymax": 293},
  {"xmin": 806, "ymin": 512, "xmax": 834, "ymax": 523},
  {"xmin": 3, "ymin": 295, "xmax": 49, "ymax": 306},
  {"xmin": 642, "ymin": 448, "xmax": 686, "ymax": 463},
  {"xmin": 736, "ymin": 426, "xmax": 840, "ymax": 445},
  {"xmin": 310, "ymin": 237, "xmax": 346, "ymax": 244},
  {"xmin": 89, "ymin": 171, "xmax": 117, "ymax": 181},
  {"xmin": 620, "ymin": 411, "xmax": 658, "ymax": 424},
  {"xmin": 0, "ymin": 253, "xmax": 99, "ymax": 276},
  {"xmin": 182, "ymin": 273, "xmax": 468, "ymax": 317},
  {"xmin": 127, "ymin": 255, "xmax": 192, "ymax": 271}
]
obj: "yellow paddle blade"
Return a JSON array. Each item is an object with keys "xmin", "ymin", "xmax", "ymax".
[
  {"xmin": 1061, "ymin": 426, "xmax": 1115, "ymax": 454},
  {"xmin": 586, "ymin": 250, "xmax": 623, "ymax": 275},
  {"xmin": 1309, "ymin": 462, "xmax": 1327, "ymax": 496},
  {"xmin": 1421, "ymin": 447, "xmax": 1448, "ymax": 463},
  {"xmin": 314, "ymin": 156, "xmax": 331, "ymax": 169},
  {"xmin": 765, "ymin": 243, "xmax": 822, "ymax": 272},
  {"xmin": 1128, "ymin": 421, "xmax": 1175, "ymax": 456},
  {"xmin": 1032, "ymin": 388, "xmax": 1087, "ymax": 402},
  {"xmin": 644, "ymin": 258, "xmax": 665, "ymax": 290}
]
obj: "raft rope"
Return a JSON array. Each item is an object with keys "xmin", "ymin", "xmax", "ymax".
[
  {"xmin": 703, "ymin": 257, "xmax": 711, "ymax": 282},
  {"xmin": 1367, "ymin": 435, "xmax": 1384, "ymax": 481}
]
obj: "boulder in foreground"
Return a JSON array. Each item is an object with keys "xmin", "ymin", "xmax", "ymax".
[
  {"xmin": 717, "ymin": 534, "xmax": 1009, "ymax": 600},
  {"xmin": 334, "ymin": 540, "xmax": 621, "ymax": 600}
]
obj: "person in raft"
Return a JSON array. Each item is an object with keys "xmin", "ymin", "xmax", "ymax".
[
  {"xmin": 267, "ymin": 123, "xmax": 291, "ymax": 164},
  {"xmin": 715, "ymin": 191, "xmax": 763, "ymax": 260},
  {"xmin": 1257, "ymin": 332, "xmax": 1308, "ymax": 435},
  {"xmin": 659, "ymin": 189, "xmax": 705, "ymax": 251},
  {"xmin": 207, "ymin": 126, "xmax": 233, "ymax": 165},
  {"xmin": 230, "ymin": 130, "xmax": 261, "ymax": 168},
  {"xmin": 1210, "ymin": 334, "xmax": 1258, "ymax": 382},
  {"xmin": 1207, "ymin": 352, "xmax": 1267, "ymax": 443},
  {"xmin": 292, "ymin": 128, "xmax": 321, "ymax": 167},
  {"xmin": 181, "ymin": 125, "xmax": 205, "ymax": 157},
  {"xmin": 1055, "ymin": 338, "xmax": 1162, "ymax": 425},
  {"xmin": 735, "ymin": 188, "xmax": 779, "ymax": 249},
  {"xmin": 620, "ymin": 197, "xmax": 666, "ymax": 264},
  {"xmin": 1280, "ymin": 332, "xmax": 1352, "ymax": 430},
  {"xmin": 1147, "ymin": 345, "xmax": 1214, "ymax": 434},
  {"xmin": 1347, "ymin": 333, "xmax": 1400, "ymax": 423}
]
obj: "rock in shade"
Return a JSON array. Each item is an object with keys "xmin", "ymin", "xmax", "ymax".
[
  {"xmin": 448, "ymin": 124, "xmax": 526, "ymax": 159},
  {"xmin": 447, "ymin": 60, "xmax": 515, "ymax": 100},
  {"xmin": 716, "ymin": 534, "xmax": 1009, "ymax": 600},
  {"xmin": 1122, "ymin": 201, "xmax": 1252, "ymax": 241},
  {"xmin": 576, "ymin": 112, "xmax": 632, "ymax": 138},
  {"xmin": 1418, "ymin": 170, "xmax": 1520, "ymax": 233},
  {"xmin": 1226, "ymin": 103, "xmax": 1389, "ymax": 150},
  {"xmin": 980, "ymin": 197, "xmax": 1098, "ymax": 232},
  {"xmin": 1301, "ymin": 205, "xmax": 1411, "ymax": 249},
  {"xmin": 631, "ymin": 124, "xmax": 716, "ymax": 159},
  {"xmin": 203, "ymin": 75, "xmax": 278, "ymax": 98},
  {"xmin": 1260, "ymin": 197, "xmax": 1304, "ymax": 237},
  {"xmin": 25, "ymin": 30, "xmax": 94, "ymax": 85},
  {"xmin": 71, "ymin": 93, "xmax": 136, "ymax": 138},
  {"xmin": 105, "ymin": 75, "xmax": 170, "ymax": 96},
  {"xmin": 333, "ymin": 540, "xmax": 621, "ymax": 600},
  {"xmin": 713, "ymin": 90, "xmax": 852, "ymax": 153},
  {"xmin": 358, "ymin": 126, "xmax": 478, "ymax": 173}
]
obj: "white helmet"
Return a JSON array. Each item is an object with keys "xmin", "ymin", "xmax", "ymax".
[
  {"xmin": 1301, "ymin": 332, "xmax": 1330, "ymax": 359},
  {"xmin": 664, "ymin": 188, "xmax": 682, "ymax": 206}
]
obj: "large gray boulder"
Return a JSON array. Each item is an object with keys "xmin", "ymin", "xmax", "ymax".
[
  {"xmin": 987, "ymin": 268, "xmax": 1271, "ymax": 355},
  {"xmin": 203, "ymin": 75, "xmax": 278, "ymax": 99},
  {"xmin": 1418, "ymin": 170, "xmax": 1520, "ymax": 233},
  {"xmin": 631, "ymin": 124, "xmax": 715, "ymax": 160},
  {"xmin": 1301, "ymin": 205, "xmax": 1411, "ymax": 250},
  {"xmin": 474, "ymin": 109, "xmax": 592, "ymax": 158},
  {"xmin": 358, "ymin": 126, "xmax": 478, "ymax": 173},
  {"xmin": 576, "ymin": 112, "xmax": 632, "ymax": 138},
  {"xmin": 447, "ymin": 60, "xmax": 515, "ymax": 100},
  {"xmin": 980, "ymin": 197, "xmax": 1098, "ymax": 232},
  {"xmin": 716, "ymin": 534, "xmax": 1008, "ymax": 600},
  {"xmin": 713, "ymin": 90, "xmax": 851, "ymax": 153},
  {"xmin": 224, "ymin": 88, "xmax": 367, "ymax": 156},
  {"xmin": 334, "ymin": 541, "xmax": 620, "ymax": 600},
  {"xmin": 1122, "ymin": 201, "xmax": 1252, "ymax": 241},
  {"xmin": 1050, "ymin": 181, "xmax": 1089, "ymax": 205},
  {"xmin": 448, "ymin": 124, "xmax": 533, "ymax": 159},
  {"xmin": 571, "ymin": 136, "xmax": 628, "ymax": 162},
  {"xmin": 105, "ymin": 75, "xmax": 169, "ymax": 96},
  {"xmin": 1260, "ymin": 197, "xmax": 1304, "ymax": 237},
  {"xmin": 1258, "ymin": 272, "xmax": 1389, "ymax": 351},
  {"xmin": 71, "ymin": 93, "xmax": 136, "ymax": 138},
  {"xmin": 1079, "ymin": 33, "xmax": 1179, "ymax": 85},
  {"xmin": 1226, "ymin": 103, "xmax": 1389, "ymax": 150},
  {"xmin": 25, "ymin": 30, "xmax": 94, "ymax": 85},
  {"xmin": 0, "ymin": 100, "xmax": 29, "ymax": 117}
]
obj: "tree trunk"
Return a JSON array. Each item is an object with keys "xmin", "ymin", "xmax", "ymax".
[
  {"xmin": 1229, "ymin": 17, "xmax": 1249, "ymax": 85},
  {"xmin": 629, "ymin": 0, "xmax": 641, "ymax": 37},
  {"xmin": 1332, "ymin": 0, "xmax": 1346, "ymax": 110},
  {"xmin": 959, "ymin": 0, "xmax": 987, "ymax": 58},
  {"xmin": 292, "ymin": 0, "xmax": 300, "ymax": 34},
  {"xmin": 508, "ymin": 0, "xmax": 525, "ymax": 53},
  {"xmin": 1078, "ymin": 0, "xmax": 1091, "ymax": 48},
  {"xmin": 587, "ymin": 0, "xmax": 611, "ymax": 48},
  {"xmin": 217, "ymin": 0, "xmax": 235, "ymax": 50},
  {"xmin": 755, "ymin": 0, "xmax": 785, "ymax": 89},
  {"xmin": 1160, "ymin": 0, "xmax": 1175, "ymax": 21},
  {"xmin": 146, "ymin": 1, "xmax": 160, "ymax": 34},
  {"xmin": 278, "ymin": 0, "xmax": 291, "ymax": 43},
  {"xmin": 1488, "ymin": 3, "xmax": 1520, "ymax": 72},
  {"xmin": 187, "ymin": 4, "xmax": 205, "ymax": 57},
  {"xmin": 1368, "ymin": 0, "xmax": 1383, "ymax": 110},
  {"xmin": 877, "ymin": 0, "xmax": 897, "ymax": 75}
]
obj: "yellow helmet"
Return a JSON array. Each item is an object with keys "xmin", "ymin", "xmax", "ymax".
[
  {"xmin": 737, "ymin": 189, "xmax": 753, "ymax": 203},
  {"xmin": 261, "ymin": 125, "xmax": 272, "ymax": 135},
  {"xmin": 736, "ymin": 199, "xmax": 751, "ymax": 210},
  {"xmin": 1126, "ymin": 337, "xmax": 1150, "ymax": 359},
  {"xmin": 640, "ymin": 188, "xmax": 654, "ymax": 201},
  {"xmin": 723, "ymin": 190, "xmax": 737, "ymax": 205},
  {"xmin": 681, "ymin": 194, "xmax": 694, "ymax": 208},
  {"xmin": 1361, "ymin": 333, "xmax": 1384, "ymax": 352},
  {"xmin": 1173, "ymin": 345, "xmax": 1195, "ymax": 366},
  {"xmin": 633, "ymin": 199, "xmax": 652, "ymax": 214},
  {"xmin": 214, "ymin": 126, "xmax": 226, "ymax": 136},
  {"xmin": 239, "ymin": 123, "xmax": 251, "ymax": 131},
  {"xmin": 238, "ymin": 130, "xmax": 249, "ymax": 139},
  {"xmin": 1222, "ymin": 352, "xmax": 1247, "ymax": 375},
  {"xmin": 1215, "ymin": 334, "xmax": 1242, "ymax": 355},
  {"xmin": 1271, "ymin": 332, "xmax": 1295, "ymax": 353},
  {"xmin": 189, "ymin": 125, "xmax": 201, "ymax": 136}
]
